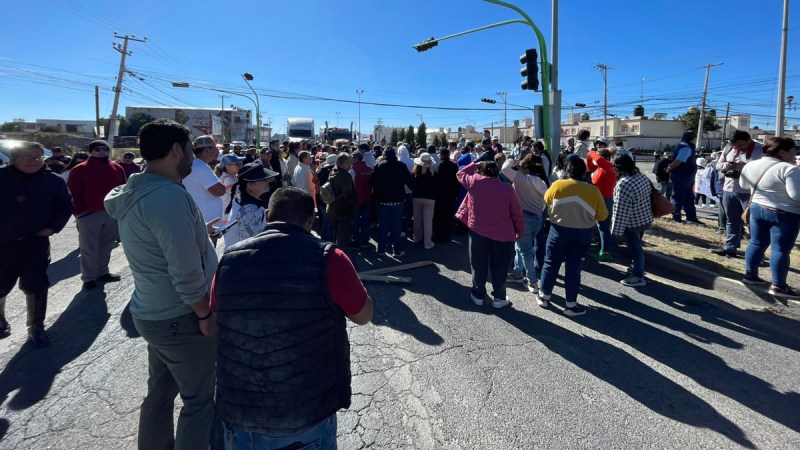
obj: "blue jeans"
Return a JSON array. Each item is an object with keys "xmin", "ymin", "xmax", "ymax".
[
  {"xmin": 377, "ymin": 202, "xmax": 404, "ymax": 253},
  {"xmin": 722, "ymin": 191, "xmax": 749, "ymax": 251},
  {"xmin": 319, "ymin": 205, "xmax": 334, "ymax": 242},
  {"xmin": 670, "ymin": 175, "xmax": 697, "ymax": 222},
  {"xmin": 352, "ymin": 203, "xmax": 371, "ymax": 245},
  {"xmin": 597, "ymin": 198, "xmax": 614, "ymax": 252},
  {"xmin": 623, "ymin": 225, "xmax": 648, "ymax": 278},
  {"xmin": 745, "ymin": 203, "xmax": 800, "ymax": 288},
  {"xmin": 223, "ymin": 414, "xmax": 336, "ymax": 450},
  {"xmin": 657, "ymin": 181, "xmax": 673, "ymax": 199},
  {"xmin": 512, "ymin": 210, "xmax": 543, "ymax": 284},
  {"xmin": 539, "ymin": 224, "xmax": 592, "ymax": 305}
]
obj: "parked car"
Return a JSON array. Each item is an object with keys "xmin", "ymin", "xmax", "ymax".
[{"xmin": 0, "ymin": 140, "xmax": 52, "ymax": 167}]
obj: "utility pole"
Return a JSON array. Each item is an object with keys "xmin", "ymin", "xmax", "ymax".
[
  {"xmin": 721, "ymin": 102, "xmax": 731, "ymax": 147},
  {"xmin": 551, "ymin": 0, "xmax": 561, "ymax": 151},
  {"xmin": 356, "ymin": 89, "xmax": 364, "ymax": 142},
  {"xmin": 335, "ymin": 112, "xmax": 341, "ymax": 127},
  {"xmin": 496, "ymin": 91, "xmax": 507, "ymax": 145},
  {"xmin": 595, "ymin": 63, "xmax": 609, "ymax": 138},
  {"xmin": 775, "ymin": 0, "xmax": 789, "ymax": 137},
  {"xmin": 697, "ymin": 63, "xmax": 724, "ymax": 148},
  {"xmin": 219, "ymin": 94, "xmax": 230, "ymax": 141},
  {"xmin": 95, "ymin": 85, "xmax": 100, "ymax": 137},
  {"xmin": 108, "ymin": 33, "xmax": 146, "ymax": 150}
]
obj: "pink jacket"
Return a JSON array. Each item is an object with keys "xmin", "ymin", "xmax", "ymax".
[{"xmin": 456, "ymin": 163, "xmax": 524, "ymax": 242}]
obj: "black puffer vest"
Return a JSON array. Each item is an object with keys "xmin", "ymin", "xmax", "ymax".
[{"xmin": 214, "ymin": 221, "xmax": 351, "ymax": 432}]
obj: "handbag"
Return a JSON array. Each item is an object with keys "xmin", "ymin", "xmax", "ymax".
[
  {"xmin": 741, "ymin": 161, "xmax": 779, "ymax": 223},
  {"xmin": 650, "ymin": 185, "xmax": 675, "ymax": 218}
]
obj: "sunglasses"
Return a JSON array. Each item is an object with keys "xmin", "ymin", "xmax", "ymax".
[{"xmin": 92, "ymin": 147, "xmax": 110, "ymax": 153}]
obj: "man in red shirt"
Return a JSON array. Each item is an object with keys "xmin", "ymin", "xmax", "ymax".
[
  {"xmin": 351, "ymin": 151, "xmax": 374, "ymax": 248},
  {"xmin": 586, "ymin": 139, "xmax": 618, "ymax": 262},
  {"xmin": 211, "ymin": 187, "xmax": 372, "ymax": 448},
  {"xmin": 67, "ymin": 140, "xmax": 128, "ymax": 290}
]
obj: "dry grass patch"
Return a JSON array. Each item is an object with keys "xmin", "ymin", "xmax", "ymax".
[{"xmin": 643, "ymin": 217, "xmax": 800, "ymax": 287}]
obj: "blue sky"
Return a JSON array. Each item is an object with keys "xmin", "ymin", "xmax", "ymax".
[{"xmin": 1, "ymin": 0, "xmax": 798, "ymax": 135}]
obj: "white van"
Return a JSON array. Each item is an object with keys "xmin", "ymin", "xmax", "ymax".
[{"xmin": 286, "ymin": 118, "xmax": 315, "ymax": 143}]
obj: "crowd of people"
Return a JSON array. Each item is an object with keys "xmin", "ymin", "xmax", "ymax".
[{"xmin": 0, "ymin": 117, "xmax": 797, "ymax": 448}]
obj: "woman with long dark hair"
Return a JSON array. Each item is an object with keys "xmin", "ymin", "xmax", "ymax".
[{"xmin": 60, "ymin": 152, "xmax": 89, "ymax": 183}]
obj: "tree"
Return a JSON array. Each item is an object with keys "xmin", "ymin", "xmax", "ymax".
[
  {"xmin": 416, "ymin": 122, "xmax": 427, "ymax": 147},
  {"xmin": 432, "ymin": 134, "xmax": 440, "ymax": 148},
  {"xmin": 406, "ymin": 125, "xmax": 416, "ymax": 147},
  {"xmin": 0, "ymin": 122, "xmax": 21, "ymax": 132},
  {"xmin": 390, "ymin": 128, "xmax": 399, "ymax": 145},
  {"xmin": 123, "ymin": 112, "xmax": 156, "ymax": 136},
  {"xmin": 677, "ymin": 107, "xmax": 721, "ymax": 132},
  {"xmin": 174, "ymin": 109, "xmax": 190, "ymax": 125},
  {"xmin": 398, "ymin": 128, "xmax": 406, "ymax": 143},
  {"xmin": 41, "ymin": 125, "xmax": 60, "ymax": 132},
  {"xmin": 440, "ymin": 131, "xmax": 448, "ymax": 147}
]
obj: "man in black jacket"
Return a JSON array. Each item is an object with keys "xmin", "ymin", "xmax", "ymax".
[
  {"xmin": 0, "ymin": 142, "xmax": 73, "ymax": 347},
  {"xmin": 655, "ymin": 151, "xmax": 673, "ymax": 198},
  {"xmin": 370, "ymin": 148, "xmax": 412, "ymax": 256},
  {"xmin": 213, "ymin": 187, "xmax": 372, "ymax": 448}
]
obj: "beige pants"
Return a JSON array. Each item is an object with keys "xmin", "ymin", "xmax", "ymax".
[{"xmin": 413, "ymin": 198, "xmax": 435, "ymax": 249}]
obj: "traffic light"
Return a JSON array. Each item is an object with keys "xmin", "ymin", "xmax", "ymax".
[
  {"xmin": 520, "ymin": 48, "xmax": 539, "ymax": 91},
  {"xmin": 414, "ymin": 37, "xmax": 438, "ymax": 52},
  {"xmin": 575, "ymin": 103, "xmax": 587, "ymax": 108},
  {"xmin": 480, "ymin": 98, "xmax": 497, "ymax": 104}
]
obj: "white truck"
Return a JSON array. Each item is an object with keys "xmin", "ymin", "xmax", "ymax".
[{"xmin": 286, "ymin": 118, "xmax": 315, "ymax": 142}]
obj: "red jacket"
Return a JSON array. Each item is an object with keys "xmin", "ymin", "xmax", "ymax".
[
  {"xmin": 586, "ymin": 151, "xmax": 617, "ymax": 199},
  {"xmin": 67, "ymin": 158, "xmax": 127, "ymax": 216},
  {"xmin": 352, "ymin": 161, "xmax": 373, "ymax": 204}
]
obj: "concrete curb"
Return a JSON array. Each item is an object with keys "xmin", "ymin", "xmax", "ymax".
[{"xmin": 643, "ymin": 249, "xmax": 798, "ymax": 313}]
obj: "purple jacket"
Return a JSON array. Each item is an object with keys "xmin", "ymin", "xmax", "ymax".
[{"xmin": 455, "ymin": 163, "xmax": 524, "ymax": 242}]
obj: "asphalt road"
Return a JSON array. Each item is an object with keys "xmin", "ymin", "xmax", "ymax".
[{"xmin": 1, "ymin": 218, "xmax": 799, "ymax": 449}]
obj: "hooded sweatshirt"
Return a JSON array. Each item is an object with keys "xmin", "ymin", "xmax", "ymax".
[
  {"xmin": 398, "ymin": 146, "xmax": 414, "ymax": 194},
  {"xmin": 104, "ymin": 172, "xmax": 218, "ymax": 321}
]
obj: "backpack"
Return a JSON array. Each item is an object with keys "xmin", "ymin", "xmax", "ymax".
[{"xmin": 319, "ymin": 181, "xmax": 337, "ymax": 205}]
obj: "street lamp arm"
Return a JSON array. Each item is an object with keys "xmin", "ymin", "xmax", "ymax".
[
  {"xmin": 173, "ymin": 83, "xmax": 258, "ymax": 115},
  {"xmin": 412, "ymin": 19, "xmax": 528, "ymax": 49}
]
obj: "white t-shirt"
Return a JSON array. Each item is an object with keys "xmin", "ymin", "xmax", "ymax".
[
  {"xmin": 219, "ymin": 172, "xmax": 237, "ymax": 221},
  {"xmin": 183, "ymin": 158, "xmax": 222, "ymax": 224}
]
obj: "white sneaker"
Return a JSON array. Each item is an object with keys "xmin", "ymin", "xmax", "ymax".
[
  {"xmin": 525, "ymin": 279, "xmax": 539, "ymax": 293},
  {"xmin": 620, "ymin": 275, "xmax": 646, "ymax": 287},
  {"xmin": 536, "ymin": 291, "xmax": 550, "ymax": 308},
  {"xmin": 492, "ymin": 297, "xmax": 510, "ymax": 309},
  {"xmin": 470, "ymin": 293, "xmax": 484, "ymax": 306}
]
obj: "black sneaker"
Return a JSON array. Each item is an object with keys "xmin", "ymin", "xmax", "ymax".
[
  {"xmin": 564, "ymin": 304, "xmax": 587, "ymax": 317},
  {"xmin": 82, "ymin": 280, "xmax": 98, "ymax": 290},
  {"xmin": 769, "ymin": 285, "xmax": 800, "ymax": 299},
  {"xmin": 96, "ymin": 273, "xmax": 121, "ymax": 283},
  {"xmin": 710, "ymin": 247, "xmax": 737, "ymax": 257},
  {"xmin": 742, "ymin": 274, "xmax": 767, "ymax": 285},
  {"xmin": 28, "ymin": 328, "xmax": 50, "ymax": 348}
]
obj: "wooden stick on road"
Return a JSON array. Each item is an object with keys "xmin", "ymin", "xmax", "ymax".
[{"xmin": 357, "ymin": 260, "xmax": 434, "ymax": 276}]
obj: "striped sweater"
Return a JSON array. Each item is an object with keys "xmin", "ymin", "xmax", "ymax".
[{"xmin": 544, "ymin": 179, "xmax": 608, "ymax": 229}]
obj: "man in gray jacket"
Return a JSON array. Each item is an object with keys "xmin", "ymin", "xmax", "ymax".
[{"xmin": 105, "ymin": 118, "xmax": 218, "ymax": 450}]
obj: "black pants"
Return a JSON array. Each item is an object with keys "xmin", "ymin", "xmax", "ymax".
[
  {"xmin": 0, "ymin": 237, "xmax": 50, "ymax": 297},
  {"xmin": 432, "ymin": 195, "xmax": 457, "ymax": 243},
  {"xmin": 0, "ymin": 237, "xmax": 50, "ymax": 330},
  {"xmin": 468, "ymin": 230, "xmax": 515, "ymax": 300}
]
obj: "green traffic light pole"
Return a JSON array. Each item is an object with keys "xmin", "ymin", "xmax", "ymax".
[{"xmin": 413, "ymin": 0, "xmax": 552, "ymax": 151}]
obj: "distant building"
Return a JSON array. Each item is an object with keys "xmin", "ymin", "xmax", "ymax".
[
  {"xmin": 125, "ymin": 106, "xmax": 254, "ymax": 143},
  {"xmin": 561, "ymin": 116, "xmax": 686, "ymax": 150},
  {"xmin": 35, "ymin": 119, "xmax": 96, "ymax": 136}
]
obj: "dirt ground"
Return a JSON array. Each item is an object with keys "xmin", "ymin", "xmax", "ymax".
[{"xmin": 643, "ymin": 216, "xmax": 800, "ymax": 287}]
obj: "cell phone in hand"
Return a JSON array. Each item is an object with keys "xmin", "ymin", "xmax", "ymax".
[{"xmin": 211, "ymin": 220, "xmax": 238, "ymax": 237}]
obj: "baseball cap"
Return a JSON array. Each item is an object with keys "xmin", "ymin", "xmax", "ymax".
[
  {"xmin": 193, "ymin": 135, "xmax": 217, "ymax": 149},
  {"xmin": 220, "ymin": 154, "xmax": 242, "ymax": 167}
]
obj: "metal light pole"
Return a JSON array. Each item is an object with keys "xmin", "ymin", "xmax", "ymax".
[
  {"xmin": 496, "ymin": 91, "xmax": 507, "ymax": 145},
  {"xmin": 412, "ymin": 0, "xmax": 553, "ymax": 152},
  {"xmin": 355, "ymin": 89, "xmax": 364, "ymax": 142},
  {"xmin": 241, "ymin": 72, "xmax": 261, "ymax": 148},
  {"xmin": 550, "ymin": 0, "xmax": 561, "ymax": 151},
  {"xmin": 776, "ymin": 0, "xmax": 790, "ymax": 137},
  {"xmin": 595, "ymin": 63, "xmax": 609, "ymax": 138}
]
